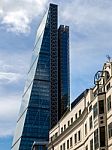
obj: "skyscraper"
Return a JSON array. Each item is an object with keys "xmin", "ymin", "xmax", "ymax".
[
  {"xmin": 12, "ymin": 3, "xmax": 70, "ymax": 150},
  {"xmin": 58, "ymin": 25, "xmax": 70, "ymax": 120}
]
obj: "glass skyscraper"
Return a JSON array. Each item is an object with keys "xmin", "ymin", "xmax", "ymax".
[
  {"xmin": 58, "ymin": 25, "xmax": 70, "ymax": 120},
  {"xmin": 12, "ymin": 3, "xmax": 70, "ymax": 150}
]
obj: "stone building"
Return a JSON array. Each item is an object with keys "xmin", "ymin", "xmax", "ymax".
[{"xmin": 48, "ymin": 61, "xmax": 112, "ymax": 150}]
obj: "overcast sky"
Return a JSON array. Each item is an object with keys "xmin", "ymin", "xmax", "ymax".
[{"xmin": 0, "ymin": 0, "xmax": 112, "ymax": 149}]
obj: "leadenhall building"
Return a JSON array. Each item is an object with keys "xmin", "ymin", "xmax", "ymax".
[{"xmin": 12, "ymin": 3, "xmax": 70, "ymax": 150}]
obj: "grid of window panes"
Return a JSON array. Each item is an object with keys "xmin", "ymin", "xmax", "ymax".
[
  {"xmin": 12, "ymin": 4, "xmax": 55, "ymax": 150},
  {"xmin": 32, "ymin": 144, "xmax": 47, "ymax": 150},
  {"xmin": 12, "ymin": 3, "xmax": 70, "ymax": 150},
  {"xmin": 58, "ymin": 25, "xmax": 70, "ymax": 120},
  {"xmin": 20, "ymin": 10, "xmax": 51, "ymax": 150}
]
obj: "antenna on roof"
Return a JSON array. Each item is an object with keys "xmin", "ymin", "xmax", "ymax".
[{"xmin": 106, "ymin": 55, "xmax": 111, "ymax": 62}]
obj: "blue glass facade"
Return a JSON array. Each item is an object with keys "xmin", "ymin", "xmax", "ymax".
[
  {"xmin": 12, "ymin": 3, "xmax": 69, "ymax": 150},
  {"xmin": 58, "ymin": 25, "xmax": 70, "ymax": 119}
]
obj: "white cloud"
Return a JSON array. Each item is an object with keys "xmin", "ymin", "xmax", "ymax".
[
  {"xmin": 0, "ymin": 0, "xmax": 49, "ymax": 33},
  {"xmin": 0, "ymin": 9, "xmax": 3, "ymax": 17},
  {"xmin": 58, "ymin": 0, "xmax": 112, "ymax": 99},
  {"xmin": 0, "ymin": 95, "xmax": 21, "ymax": 137},
  {"xmin": 2, "ymin": 11, "xmax": 30, "ymax": 33},
  {"xmin": 0, "ymin": 72, "xmax": 22, "ymax": 84},
  {"xmin": 1, "ymin": 0, "xmax": 112, "ymax": 139},
  {"xmin": 0, "ymin": 96, "xmax": 20, "ymax": 120},
  {"xmin": 0, "ymin": 51, "xmax": 29, "ymax": 137},
  {"xmin": 59, "ymin": 0, "xmax": 112, "ymax": 65},
  {"xmin": 0, "ymin": 51, "xmax": 31, "ymax": 75},
  {"xmin": 61, "ymin": 0, "xmax": 112, "ymax": 32}
]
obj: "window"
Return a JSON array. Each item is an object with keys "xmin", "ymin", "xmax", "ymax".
[
  {"xmin": 55, "ymin": 132, "xmax": 58, "ymax": 138},
  {"xmin": 79, "ymin": 110, "xmax": 81, "ymax": 116},
  {"xmin": 100, "ymin": 126, "xmax": 105, "ymax": 147},
  {"xmin": 71, "ymin": 117, "xmax": 73, "ymax": 123},
  {"xmin": 107, "ymin": 95, "xmax": 111, "ymax": 111},
  {"xmin": 85, "ymin": 123, "xmax": 87, "ymax": 135},
  {"xmin": 89, "ymin": 105, "xmax": 92, "ymax": 112},
  {"xmin": 74, "ymin": 133, "xmax": 77, "ymax": 144},
  {"xmin": 61, "ymin": 127, "xmax": 63, "ymax": 133},
  {"xmin": 78, "ymin": 130, "xmax": 81, "ymax": 141},
  {"xmin": 98, "ymin": 87, "xmax": 103, "ymax": 93},
  {"xmin": 107, "ymin": 82, "xmax": 110, "ymax": 91},
  {"xmin": 68, "ymin": 121, "xmax": 70, "ymax": 126},
  {"xmin": 63, "ymin": 143, "xmax": 65, "ymax": 150},
  {"xmin": 60, "ymin": 145, "xmax": 62, "ymax": 150},
  {"xmin": 70, "ymin": 137, "xmax": 72, "ymax": 147},
  {"xmin": 89, "ymin": 116, "xmax": 93, "ymax": 129},
  {"xmin": 85, "ymin": 145, "xmax": 88, "ymax": 150},
  {"xmin": 94, "ymin": 129, "xmax": 99, "ymax": 150},
  {"xmin": 108, "ymin": 122, "xmax": 112, "ymax": 138},
  {"xmin": 93, "ymin": 103, "xmax": 98, "ymax": 119},
  {"xmin": 67, "ymin": 140, "xmax": 69, "ymax": 149},
  {"xmin": 100, "ymin": 116, "xmax": 103, "ymax": 119},
  {"xmin": 105, "ymin": 71, "xmax": 110, "ymax": 81},
  {"xmin": 100, "ymin": 120, "xmax": 104, "ymax": 124},
  {"xmin": 90, "ymin": 139, "xmax": 93, "ymax": 150},
  {"xmin": 99, "ymin": 100, "xmax": 104, "ymax": 114},
  {"xmin": 64, "ymin": 124, "xmax": 66, "ymax": 130},
  {"xmin": 75, "ymin": 113, "xmax": 77, "ymax": 120}
]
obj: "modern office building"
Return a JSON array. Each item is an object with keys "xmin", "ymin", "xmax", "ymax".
[
  {"xmin": 11, "ymin": 3, "xmax": 70, "ymax": 150},
  {"xmin": 58, "ymin": 25, "xmax": 70, "ymax": 120},
  {"xmin": 48, "ymin": 61, "xmax": 112, "ymax": 150}
]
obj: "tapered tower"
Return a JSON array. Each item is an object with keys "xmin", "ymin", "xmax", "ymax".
[{"xmin": 12, "ymin": 3, "xmax": 70, "ymax": 150}]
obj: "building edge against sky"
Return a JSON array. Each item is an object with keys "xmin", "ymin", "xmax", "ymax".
[
  {"xmin": 12, "ymin": 3, "xmax": 70, "ymax": 150},
  {"xmin": 48, "ymin": 60, "xmax": 112, "ymax": 150}
]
